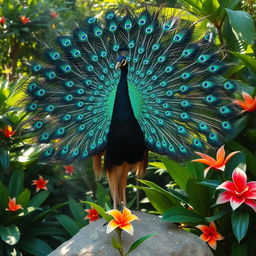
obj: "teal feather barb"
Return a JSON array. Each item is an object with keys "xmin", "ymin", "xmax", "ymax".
[{"xmin": 23, "ymin": 6, "xmax": 240, "ymax": 206}]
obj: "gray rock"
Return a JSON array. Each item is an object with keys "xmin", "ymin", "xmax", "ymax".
[{"xmin": 49, "ymin": 211, "xmax": 213, "ymax": 256}]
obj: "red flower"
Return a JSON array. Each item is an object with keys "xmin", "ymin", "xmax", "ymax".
[
  {"xmin": 64, "ymin": 165, "xmax": 75, "ymax": 175},
  {"xmin": 20, "ymin": 15, "xmax": 31, "ymax": 24},
  {"xmin": 0, "ymin": 125, "xmax": 16, "ymax": 138},
  {"xmin": 234, "ymin": 91, "xmax": 256, "ymax": 113},
  {"xmin": 106, "ymin": 207, "xmax": 139, "ymax": 236},
  {"xmin": 50, "ymin": 11, "xmax": 59, "ymax": 18},
  {"xmin": 0, "ymin": 16, "xmax": 6, "ymax": 25},
  {"xmin": 192, "ymin": 145, "xmax": 239, "ymax": 177},
  {"xmin": 85, "ymin": 207, "xmax": 100, "ymax": 222},
  {"xmin": 216, "ymin": 167, "xmax": 256, "ymax": 212},
  {"xmin": 32, "ymin": 175, "xmax": 49, "ymax": 192},
  {"xmin": 6, "ymin": 197, "xmax": 23, "ymax": 212},
  {"xmin": 196, "ymin": 222, "xmax": 224, "ymax": 250}
]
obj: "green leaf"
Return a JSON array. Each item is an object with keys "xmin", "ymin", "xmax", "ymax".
[
  {"xmin": 0, "ymin": 224, "xmax": 20, "ymax": 245},
  {"xmin": 8, "ymin": 170, "xmax": 24, "ymax": 197},
  {"xmin": 0, "ymin": 181, "xmax": 8, "ymax": 209},
  {"xmin": 0, "ymin": 146, "xmax": 10, "ymax": 169},
  {"xmin": 132, "ymin": 185, "xmax": 176, "ymax": 214},
  {"xmin": 231, "ymin": 243, "xmax": 248, "ymax": 256},
  {"xmin": 231, "ymin": 210, "xmax": 249, "ymax": 242},
  {"xmin": 19, "ymin": 237, "xmax": 52, "ymax": 256},
  {"xmin": 205, "ymin": 208, "xmax": 231, "ymax": 222},
  {"xmin": 226, "ymin": 9, "xmax": 256, "ymax": 45},
  {"xmin": 186, "ymin": 179, "xmax": 214, "ymax": 216},
  {"xmin": 225, "ymin": 151, "xmax": 246, "ymax": 179},
  {"xmin": 17, "ymin": 189, "xmax": 31, "ymax": 208},
  {"xmin": 163, "ymin": 206, "xmax": 205, "ymax": 223},
  {"xmin": 83, "ymin": 201, "xmax": 111, "ymax": 222},
  {"xmin": 230, "ymin": 52, "xmax": 256, "ymax": 74},
  {"xmin": 55, "ymin": 214, "xmax": 80, "ymax": 236},
  {"xmin": 197, "ymin": 180, "xmax": 222, "ymax": 189},
  {"xmin": 159, "ymin": 156, "xmax": 194, "ymax": 191},
  {"xmin": 69, "ymin": 197, "xmax": 86, "ymax": 227},
  {"xmin": 111, "ymin": 237, "xmax": 122, "ymax": 249},
  {"xmin": 126, "ymin": 234, "xmax": 155, "ymax": 255},
  {"xmin": 28, "ymin": 191, "xmax": 50, "ymax": 207}
]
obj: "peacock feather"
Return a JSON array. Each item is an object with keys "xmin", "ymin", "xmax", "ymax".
[{"xmin": 24, "ymin": 6, "xmax": 239, "ymax": 207}]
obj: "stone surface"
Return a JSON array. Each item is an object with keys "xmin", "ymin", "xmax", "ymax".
[{"xmin": 48, "ymin": 211, "xmax": 214, "ymax": 256}]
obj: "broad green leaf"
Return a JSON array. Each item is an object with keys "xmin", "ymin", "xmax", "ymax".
[
  {"xmin": 186, "ymin": 179, "xmax": 214, "ymax": 216},
  {"xmin": 230, "ymin": 52, "xmax": 256, "ymax": 75},
  {"xmin": 126, "ymin": 234, "xmax": 155, "ymax": 255},
  {"xmin": 163, "ymin": 206, "xmax": 205, "ymax": 223},
  {"xmin": 83, "ymin": 201, "xmax": 111, "ymax": 222},
  {"xmin": 55, "ymin": 214, "xmax": 80, "ymax": 236},
  {"xmin": 28, "ymin": 191, "xmax": 50, "ymax": 207},
  {"xmin": 69, "ymin": 197, "xmax": 86, "ymax": 228},
  {"xmin": 19, "ymin": 237, "xmax": 52, "ymax": 256},
  {"xmin": 231, "ymin": 243, "xmax": 248, "ymax": 256},
  {"xmin": 17, "ymin": 189, "xmax": 31, "ymax": 208},
  {"xmin": 0, "ymin": 181, "xmax": 8, "ymax": 209},
  {"xmin": 225, "ymin": 151, "xmax": 246, "ymax": 179},
  {"xmin": 149, "ymin": 162, "xmax": 166, "ymax": 170},
  {"xmin": 0, "ymin": 146, "xmax": 10, "ymax": 169},
  {"xmin": 202, "ymin": 0, "xmax": 220, "ymax": 19},
  {"xmin": 159, "ymin": 156, "xmax": 194, "ymax": 191},
  {"xmin": 231, "ymin": 210, "xmax": 249, "ymax": 242},
  {"xmin": 132, "ymin": 185, "xmax": 177, "ymax": 213},
  {"xmin": 197, "ymin": 180, "xmax": 222, "ymax": 189},
  {"xmin": 205, "ymin": 208, "xmax": 231, "ymax": 222},
  {"xmin": 8, "ymin": 170, "xmax": 24, "ymax": 197},
  {"xmin": 226, "ymin": 9, "xmax": 255, "ymax": 45},
  {"xmin": 0, "ymin": 225, "xmax": 20, "ymax": 245}
]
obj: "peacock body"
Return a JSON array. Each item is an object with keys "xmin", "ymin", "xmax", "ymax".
[{"xmin": 25, "ymin": 7, "xmax": 238, "ymax": 207}]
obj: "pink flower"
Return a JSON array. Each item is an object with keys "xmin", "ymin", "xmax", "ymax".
[
  {"xmin": 64, "ymin": 165, "xmax": 75, "ymax": 175},
  {"xmin": 192, "ymin": 145, "xmax": 239, "ymax": 177},
  {"xmin": 32, "ymin": 175, "xmax": 49, "ymax": 192},
  {"xmin": 234, "ymin": 91, "xmax": 256, "ymax": 113},
  {"xmin": 216, "ymin": 167, "xmax": 256, "ymax": 212},
  {"xmin": 196, "ymin": 222, "xmax": 224, "ymax": 250}
]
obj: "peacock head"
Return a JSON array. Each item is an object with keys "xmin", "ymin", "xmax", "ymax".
[{"xmin": 115, "ymin": 49, "xmax": 128, "ymax": 69}]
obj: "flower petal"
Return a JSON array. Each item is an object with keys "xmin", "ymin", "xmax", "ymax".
[
  {"xmin": 106, "ymin": 209, "xmax": 122, "ymax": 222},
  {"xmin": 214, "ymin": 233, "xmax": 224, "ymax": 241},
  {"xmin": 207, "ymin": 238, "xmax": 217, "ymax": 250},
  {"xmin": 245, "ymin": 190, "xmax": 256, "ymax": 199},
  {"xmin": 244, "ymin": 199, "xmax": 256, "ymax": 212},
  {"xmin": 232, "ymin": 168, "xmax": 247, "ymax": 191},
  {"xmin": 247, "ymin": 181, "xmax": 256, "ymax": 191},
  {"xmin": 217, "ymin": 181, "xmax": 236, "ymax": 191},
  {"xmin": 200, "ymin": 233, "xmax": 210, "ymax": 242},
  {"xmin": 230, "ymin": 196, "xmax": 245, "ymax": 211},
  {"xmin": 209, "ymin": 222, "xmax": 217, "ymax": 232},
  {"xmin": 192, "ymin": 158, "xmax": 214, "ymax": 166},
  {"xmin": 196, "ymin": 225, "xmax": 209, "ymax": 233},
  {"xmin": 216, "ymin": 191, "xmax": 232, "ymax": 205},
  {"xmin": 204, "ymin": 166, "xmax": 212, "ymax": 178},
  {"xmin": 193, "ymin": 152, "xmax": 216, "ymax": 164},
  {"xmin": 121, "ymin": 223, "xmax": 134, "ymax": 236},
  {"xmin": 224, "ymin": 151, "xmax": 240, "ymax": 165},
  {"xmin": 216, "ymin": 145, "xmax": 225, "ymax": 165},
  {"xmin": 242, "ymin": 91, "xmax": 254, "ymax": 104},
  {"xmin": 106, "ymin": 220, "xmax": 119, "ymax": 234}
]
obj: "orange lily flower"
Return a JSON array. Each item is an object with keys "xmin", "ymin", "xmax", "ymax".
[
  {"xmin": 20, "ymin": 15, "xmax": 31, "ymax": 24},
  {"xmin": 0, "ymin": 16, "xmax": 6, "ymax": 24},
  {"xmin": 196, "ymin": 222, "xmax": 224, "ymax": 250},
  {"xmin": 85, "ymin": 207, "xmax": 100, "ymax": 222},
  {"xmin": 0, "ymin": 125, "xmax": 16, "ymax": 138},
  {"xmin": 64, "ymin": 165, "xmax": 75, "ymax": 175},
  {"xmin": 32, "ymin": 175, "xmax": 49, "ymax": 192},
  {"xmin": 234, "ymin": 91, "xmax": 256, "ymax": 113},
  {"xmin": 6, "ymin": 197, "xmax": 23, "ymax": 212},
  {"xmin": 192, "ymin": 145, "xmax": 239, "ymax": 177},
  {"xmin": 106, "ymin": 207, "xmax": 139, "ymax": 236}
]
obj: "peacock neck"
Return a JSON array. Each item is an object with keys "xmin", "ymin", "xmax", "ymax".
[{"xmin": 112, "ymin": 65, "xmax": 134, "ymax": 121}]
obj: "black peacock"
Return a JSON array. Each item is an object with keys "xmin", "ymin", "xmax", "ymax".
[{"xmin": 24, "ymin": 6, "xmax": 239, "ymax": 208}]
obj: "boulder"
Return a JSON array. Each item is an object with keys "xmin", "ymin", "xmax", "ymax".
[{"xmin": 48, "ymin": 211, "xmax": 213, "ymax": 256}]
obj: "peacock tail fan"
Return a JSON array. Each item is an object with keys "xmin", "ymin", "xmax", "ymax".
[{"xmin": 22, "ymin": 6, "xmax": 240, "ymax": 164}]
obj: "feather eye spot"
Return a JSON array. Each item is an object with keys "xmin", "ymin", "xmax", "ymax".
[
  {"xmin": 33, "ymin": 121, "xmax": 43, "ymax": 130},
  {"xmin": 62, "ymin": 114, "xmax": 71, "ymax": 121},
  {"xmin": 64, "ymin": 94, "xmax": 73, "ymax": 102},
  {"xmin": 32, "ymin": 64, "xmax": 42, "ymax": 72},
  {"xmin": 45, "ymin": 104, "xmax": 55, "ymax": 112},
  {"xmin": 152, "ymin": 43, "xmax": 160, "ymax": 51},
  {"xmin": 165, "ymin": 66, "xmax": 174, "ymax": 73},
  {"xmin": 76, "ymin": 114, "xmax": 84, "ymax": 121},
  {"xmin": 223, "ymin": 81, "xmax": 235, "ymax": 91},
  {"xmin": 181, "ymin": 100, "xmax": 191, "ymax": 108},
  {"xmin": 221, "ymin": 121, "xmax": 231, "ymax": 130},
  {"xmin": 166, "ymin": 90, "xmax": 174, "ymax": 97},
  {"xmin": 27, "ymin": 103, "xmax": 38, "ymax": 111},
  {"xmin": 165, "ymin": 111, "xmax": 172, "ymax": 117}
]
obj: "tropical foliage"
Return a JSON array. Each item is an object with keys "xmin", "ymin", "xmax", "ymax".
[{"xmin": 0, "ymin": 0, "xmax": 256, "ymax": 255}]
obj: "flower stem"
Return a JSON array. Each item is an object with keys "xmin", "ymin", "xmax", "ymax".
[{"xmin": 117, "ymin": 230, "xmax": 125, "ymax": 256}]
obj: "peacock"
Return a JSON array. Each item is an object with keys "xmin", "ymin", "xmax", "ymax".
[{"xmin": 24, "ymin": 6, "xmax": 239, "ymax": 208}]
